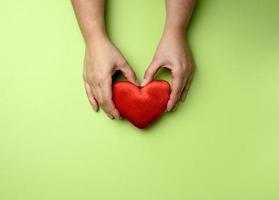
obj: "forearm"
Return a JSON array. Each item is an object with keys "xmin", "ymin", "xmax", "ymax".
[
  {"xmin": 71, "ymin": 0, "xmax": 107, "ymax": 44},
  {"xmin": 164, "ymin": 0, "xmax": 196, "ymax": 35}
]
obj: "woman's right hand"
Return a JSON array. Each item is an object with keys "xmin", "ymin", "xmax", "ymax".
[{"xmin": 83, "ymin": 36, "xmax": 138, "ymax": 119}]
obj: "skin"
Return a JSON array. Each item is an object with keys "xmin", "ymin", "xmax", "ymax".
[
  {"xmin": 71, "ymin": 0, "xmax": 195, "ymax": 119},
  {"xmin": 142, "ymin": 0, "xmax": 196, "ymax": 111}
]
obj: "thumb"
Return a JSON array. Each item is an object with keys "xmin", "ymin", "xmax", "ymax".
[
  {"xmin": 119, "ymin": 63, "xmax": 138, "ymax": 86},
  {"xmin": 142, "ymin": 63, "xmax": 160, "ymax": 86}
]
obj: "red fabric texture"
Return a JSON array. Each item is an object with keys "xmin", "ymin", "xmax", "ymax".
[{"xmin": 113, "ymin": 80, "xmax": 170, "ymax": 129}]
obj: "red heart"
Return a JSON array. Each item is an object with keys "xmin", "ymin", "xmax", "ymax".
[{"xmin": 113, "ymin": 80, "xmax": 170, "ymax": 129}]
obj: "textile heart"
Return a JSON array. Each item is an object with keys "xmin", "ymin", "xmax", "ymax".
[{"xmin": 113, "ymin": 80, "xmax": 170, "ymax": 129}]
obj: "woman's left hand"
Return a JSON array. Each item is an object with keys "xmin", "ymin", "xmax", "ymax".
[{"xmin": 141, "ymin": 29, "xmax": 194, "ymax": 111}]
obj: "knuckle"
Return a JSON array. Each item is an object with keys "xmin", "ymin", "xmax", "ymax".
[
  {"xmin": 85, "ymin": 72, "xmax": 96, "ymax": 82},
  {"xmin": 172, "ymin": 70, "xmax": 183, "ymax": 78},
  {"xmin": 180, "ymin": 65, "xmax": 187, "ymax": 74},
  {"xmin": 96, "ymin": 77, "xmax": 107, "ymax": 87},
  {"xmin": 118, "ymin": 60, "xmax": 128, "ymax": 68},
  {"xmin": 179, "ymin": 64, "xmax": 187, "ymax": 73},
  {"xmin": 122, "ymin": 60, "xmax": 129, "ymax": 66},
  {"xmin": 92, "ymin": 76, "xmax": 108, "ymax": 87}
]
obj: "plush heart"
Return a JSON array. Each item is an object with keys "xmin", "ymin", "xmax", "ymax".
[{"xmin": 113, "ymin": 80, "xmax": 170, "ymax": 129}]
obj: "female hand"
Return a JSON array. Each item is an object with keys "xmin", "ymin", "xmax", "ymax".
[
  {"xmin": 83, "ymin": 36, "xmax": 138, "ymax": 119},
  {"xmin": 142, "ymin": 30, "xmax": 194, "ymax": 111}
]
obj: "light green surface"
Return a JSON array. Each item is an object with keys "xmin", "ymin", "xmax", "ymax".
[{"xmin": 1, "ymin": 0, "xmax": 279, "ymax": 199}]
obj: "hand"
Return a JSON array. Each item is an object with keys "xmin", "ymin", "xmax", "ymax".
[
  {"xmin": 83, "ymin": 36, "xmax": 138, "ymax": 119},
  {"xmin": 142, "ymin": 30, "xmax": 194, "ymax": 111}
]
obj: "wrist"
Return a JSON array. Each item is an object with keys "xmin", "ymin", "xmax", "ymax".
[
  {"xmin": 83, "ymin": 24, "xmax": 108, "ymax": 44},
  {"xmin": 85, "ymin": 32, "xmax": 110, "ymax": 48},
  {"xmin": 161, "ymin": 26, "xmax": 186, "ymax": 42},
  {"xmin": 163, "ymin": 23, "xmax": 185, "ymax": 36}
]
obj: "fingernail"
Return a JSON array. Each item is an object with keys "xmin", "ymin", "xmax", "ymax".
[
  {"xmin": 91, "ymin": 105, "xmax": 97, "ymax": 112},
  {"xmin": 107, "ymin": 114, "xmax": 114, "ymax": 119},
  {"xmin": 135, "ymin": 80, "xmax": 140, "ymax": 86},
  {"xmin": 141, "ymin": 79, "xmax": 147, "ymax": 86},
  {"xmin": 115, "ymin": 115, "xmax": 122, "ymax": 120}
]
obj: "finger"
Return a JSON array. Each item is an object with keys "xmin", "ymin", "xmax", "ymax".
[
  {"xmin": 95, "ymin": 86, "xmax": 114, "ymax": 120},
  {"xmin": 119, "ymin": 63, "xmax": 138, "ymax": 85},
  {"xmin": 98, "ymin": 77, "xmax": 121, "ymax": 119},
  {"xmin": 93, "ymin": 83, "xmax": 102, "ymax": 105},
  {"xmin": 180, "ymin": 86, "xmax": 187, "ymax": 102},
  {"xmin": 142, "ymin": 62, "xmax": 161, "ymax": 86},
  {"xmin": 167, "ymin": 73, "xmax": 185, "ymax": 111},
  {"xmin": 84, "ymin": 82, "xmax": 99, "ymax": 111},
  {"xmin": 180, "ymin": 73, "xmax": 193, "ymax": 102}
]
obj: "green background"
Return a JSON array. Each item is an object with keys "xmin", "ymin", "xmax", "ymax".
[{"xmin": 1, "ymin": 0, "xmax": 279, "ymax": 199}]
